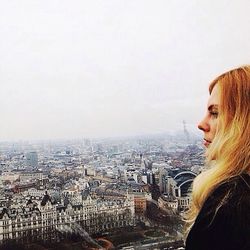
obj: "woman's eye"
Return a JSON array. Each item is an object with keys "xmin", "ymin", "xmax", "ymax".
[{"xmin": 210, "ymin": 111, "xmax": 218, "ymax": 118}]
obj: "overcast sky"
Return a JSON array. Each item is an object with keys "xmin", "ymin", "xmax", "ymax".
[{"xmin": 0, "ymin": 0, "xmax": 250, "ymax": 141}]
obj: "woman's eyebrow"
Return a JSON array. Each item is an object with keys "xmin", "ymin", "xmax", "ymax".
[{"xmin": 208, "ymin": 104, "xmax": 219, "ymax": 111}]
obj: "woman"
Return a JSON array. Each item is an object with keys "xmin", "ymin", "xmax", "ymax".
[{"xmin": 185, "ymin": 66, "xmax": 250, "ymax": 250}]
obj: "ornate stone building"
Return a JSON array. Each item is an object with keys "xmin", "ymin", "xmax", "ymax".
[{"xmin": 0, "ymin": 190, "xmax": 135, "ymax": 244}]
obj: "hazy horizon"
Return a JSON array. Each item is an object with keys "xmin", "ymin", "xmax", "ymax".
[
  {"xmin": 1, "ymin": 0, "xmax": 250, "ymax": 141},
  {"xmin": 0, "ymin": 130, "xmax": 202, "ymax": 144}
]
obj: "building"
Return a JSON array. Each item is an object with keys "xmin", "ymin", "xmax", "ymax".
[
  {"xmin": 26, "ymin": 152, "xmax": 38, "ymax": 168},
  {"xmin": 19, "ymin": 171, "xmax": 44, "ymax": 183},
  {"xmin": 158, "ymin": 169, "xmax": 196, "ymax": 211},
  {"xmin": 141, "ymin": 170, "xmax": 154, "ymax": 185},
  {"xmin": 124, "ymin": 168, "xmax": 139, "ymax": 183},
  {"xmin": 0, "ymin": 191, "xmax": 135, "ymax": 244},
  {"xmin": 158, "ymin": 195, "xmax": 178, "ymax": 212},
  {"xmin": 133, "ymin": 194, "xmax": 147, "ymax": 215},
  {"xmin": 128, "ymin": 185, "xmax": 152, "ymax": 221}
]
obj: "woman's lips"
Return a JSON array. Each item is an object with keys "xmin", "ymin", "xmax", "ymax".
[{"xmin": 203, "ymin": 138, "xmax": 212, "ymax": 147}]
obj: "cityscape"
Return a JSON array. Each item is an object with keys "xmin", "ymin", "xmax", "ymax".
[
  {"xmin": 1, "ymin": 1, "xmax": 249, "ymax": 249},
  {"xmin": 0, "ymin": 130, "xmax": 205, "ymax": 250}
]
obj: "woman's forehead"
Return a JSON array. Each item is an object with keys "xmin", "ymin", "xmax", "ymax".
[{"xmin": 208, "ymin": 84, "xmax": 220, "ymax": 107}]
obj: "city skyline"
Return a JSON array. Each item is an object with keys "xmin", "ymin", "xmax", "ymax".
[
  {"xmin": 1, "ymin": 1, "xmax": 250, "ymax": 140},
  {"xmin": 0, "ymin": 134, "xmax": 199, "ymax": 248}
]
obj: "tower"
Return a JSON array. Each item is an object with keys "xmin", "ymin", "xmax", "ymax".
[
  {"xmin": 26, "ymin": 151, "xmax": 38, "ymax": 168},
  {"xmin": 183, "ymin": 120, "xmax": 190, "ymax": 143}
]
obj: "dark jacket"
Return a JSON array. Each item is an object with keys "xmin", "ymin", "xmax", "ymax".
[{"xmin": 185, "ymin": 173, "xmax": 250, "ymax": 250}]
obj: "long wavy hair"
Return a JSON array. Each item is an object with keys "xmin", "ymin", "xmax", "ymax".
[{"xmin": 187, "ymin": 65, "xmax": 250, "ymax": 225}]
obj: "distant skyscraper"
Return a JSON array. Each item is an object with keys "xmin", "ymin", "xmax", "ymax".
[
  {"xmin": 159, "ymin": 168, "xmax": 167, "ymax": 193},
  {"xmin": 183, "ymin": 120, "xmax": 190, "ymax": 143},
  {"xmin": 83, "ymin": 138, "xmax": 91, "ymax": 147},
  {"xmin": 26, "ymin": 151, "xmax": 38, "ymax": 168}
]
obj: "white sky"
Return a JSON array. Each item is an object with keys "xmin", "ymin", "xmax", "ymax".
[{"xmin": 0, "ymin": 0, "xmax": 250, "ymax": 140}]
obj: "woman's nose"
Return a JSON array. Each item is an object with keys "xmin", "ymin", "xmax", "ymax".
[{"xmin": 198, "ymin": 117, "xmax": 210, "ymax": 132}]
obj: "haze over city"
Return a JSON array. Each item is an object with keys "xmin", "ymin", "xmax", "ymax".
[{"xmin": 1, "ymin": 0, "xmax": 250, "ymax": 140}]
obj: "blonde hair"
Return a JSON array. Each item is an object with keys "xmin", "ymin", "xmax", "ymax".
[{"xmin": 187, "ymin": 65, "xmax": 250, "ymax": 225}]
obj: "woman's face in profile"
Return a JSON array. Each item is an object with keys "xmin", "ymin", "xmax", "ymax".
[{"xmin": 198, "ymin": 84, "xmax": 220, "ymax": 147}]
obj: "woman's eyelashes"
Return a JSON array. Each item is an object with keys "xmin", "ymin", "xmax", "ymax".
[{"xmin": 210, "ymin": 110, "xmax": 219, "ymax": 118}]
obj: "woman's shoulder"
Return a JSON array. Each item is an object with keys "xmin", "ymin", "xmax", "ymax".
[
  {"xmin": 220, "ymin": 173, "xmax": 250, "ymax": 190},
  {"xmin": 207, "ymin": 173, "xmax": 250, "ymax": 203},
  {"xmin": 200, "ymin": 173, "xmax": 250, "ymax": 220},
  {"xmin": 186, "ymin": 174, "xmax": 250, "ymax": 250}
]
